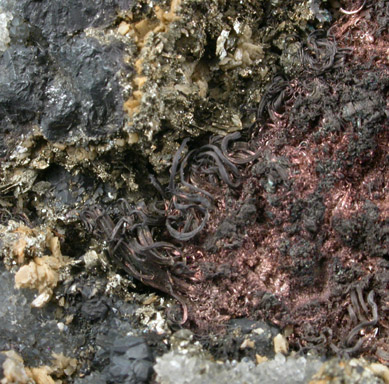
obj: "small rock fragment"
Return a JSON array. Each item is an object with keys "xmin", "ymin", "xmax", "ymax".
[
  {"xmin": 51, "ymin": 352, "xmax": 78, "ymax": 377},
  {"xmin": 31, "ymin": 292, "xmax": 52, "ymax": 308},
  {"xmin": 118, "ymin": 21, "xmax": 130, "ymax": 35},
  {"xmin": 240, "ymin": 338, "xmax": 255, "ymax": 350},
  {"xmin": 1, "ymin": 351, "xmax": 30, "ymax": 384},
  {"xmin": 82, "ymin": 250, "xmax": 100, "ymax": 270},
  {"xmin": 255, "ymin": 354, "xmax": 268, "ymax": 364},
  {"xmin": 273, "ymin": 334, "xmax": 289, "ymax": 355},
  {"xmin": 28, "ymin": 367, "xmax": 55, "ymax": 384}
]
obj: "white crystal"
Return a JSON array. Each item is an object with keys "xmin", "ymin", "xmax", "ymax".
[
  {"xmin": 154, "ymin": 351, "xmax": 323, "ymax": 384},
  {"xmin": 216, "ymin": 30, "xmax": 230, "ymax": 60}
]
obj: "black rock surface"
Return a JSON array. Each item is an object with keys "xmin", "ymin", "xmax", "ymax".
[
  {"xmin": 0, "ymin": 267, "xmax": 82, "ymax": 366},
  {"xmin": 18, "ymin": 0, "xmax": 131, "ymax": 40},
  {"xmin": 0, "ymin": 0, "xmax": 131, "ymax": 146}
]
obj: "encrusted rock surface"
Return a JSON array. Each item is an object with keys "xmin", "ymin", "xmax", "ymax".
[{"xmin": 0, "ymin": 0, "xmax": 388, "ymax": 383}]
